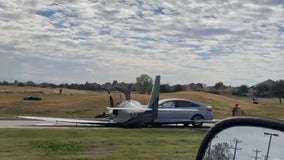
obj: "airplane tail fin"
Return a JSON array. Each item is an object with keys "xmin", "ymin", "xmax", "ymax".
[{"xmin": 147, "ymin": 75, "xmax": 160, "ymax": 119}]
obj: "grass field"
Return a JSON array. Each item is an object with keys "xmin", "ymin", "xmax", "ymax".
[
  {"xmin": 0, "ymin": 86, "xmax": 284, "ymax": 119},
  {"xmin": 1, "ymin": 86, "xmax": 284, "ymax": 159},
  {"xmin": 0, "ymin": 128, "xmax": 205, "ymax": 160}
]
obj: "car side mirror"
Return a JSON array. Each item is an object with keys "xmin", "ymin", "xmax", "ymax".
[{"xmin": 196, "ymin": 117, "xmax": 284, "ymax": 160}]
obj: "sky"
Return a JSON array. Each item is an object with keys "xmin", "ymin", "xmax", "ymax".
[{"xmin": 0, "ymin": 0, "xmax": 283, "ymax": 86}]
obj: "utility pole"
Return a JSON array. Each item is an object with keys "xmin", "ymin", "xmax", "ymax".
[
  {"xmin": 251, "ymin": 149, "xmax": 261, "ymax": 160},
  {"xmin": 262, "ymin": 155, "xmax": 269, "ymax": 160},
  {"xmin": 264, "ymin": 132, "xmax": 279, "ymax": 160},
  {"xmin": 231, "ymin": 138, "xmax": 242, "ymax": 160}
]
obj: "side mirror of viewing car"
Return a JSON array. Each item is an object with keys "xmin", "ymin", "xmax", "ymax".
[{"xmin": 195, "ymin": 117, "xmax": 284, "ymax": 160}]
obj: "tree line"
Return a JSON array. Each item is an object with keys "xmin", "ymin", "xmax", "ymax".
[
  {"xmin": 0, "ymin": 80, "xmax": 111, "ymax": 91},
  {"xmin": 134, "ymin": 75, "xmax": 284, "ymax": 103},
  {"xmin": 1, "ymin": 75, "xmax": 283, "ymax": 103}
]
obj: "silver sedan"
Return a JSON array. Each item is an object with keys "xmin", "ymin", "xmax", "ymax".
[{"xmin": 154, "ymin": 98, "xmax": 214, "ymax": 127}]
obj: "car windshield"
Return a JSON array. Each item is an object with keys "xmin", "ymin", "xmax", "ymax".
[{"xmin": 159, "ymin": 101, "xmax": 175, "ymax": 108}]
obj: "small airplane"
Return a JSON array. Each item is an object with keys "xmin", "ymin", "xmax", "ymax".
[{"xmin": 18, "ymin": 75, "xmax": 161, "ymax": 127}]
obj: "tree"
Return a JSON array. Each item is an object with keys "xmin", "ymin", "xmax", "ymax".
[
  {"xmin": 173, "ymin": 84, "xmax": 184, "ymax": 92},
  {"xmin": 239, "ymin": 85, "xmax": 249, "ymax": 94},
  {"xmin": 13, "ymin": 80, "xmax": 18, "ymax": 86},
  {"xmin": 160, "ymin": 84, "xmax": 171, "ymax": 93},
  {"xmin": 189, "ymin": 83, "xmax": 204, "ymax": 91},
  {"xmin": 214, "ymin": 82, "xmax": 224, "ymax": 89},
  {"xmin": 256, "ymin": 84, "xmax": 270, "ymax": 97},
  {"xmin": 196, "ymin": 83, "xmax": 204, "ymax": 91},
  {"xmin": 189, "ymin": 83, "xmax": 197, "ymax": 90},
  {"xmin": 272, "ymin": 80, "xmax": 284, "ymax": 103},
  {"xmin": 134, "ymin": 74, "xmax": 153, "ymax": 94},
  {"xmin": 26, "ymin": 81, "xmax": 36, "ymax": 86},
  {"xmin": 204, "ymin": 142, "xmax": 233, "ymax": 160},
  {"xmin": 1, "ymin": 81, "xmax": 9, "ymax": 86},
  {"xmin": 39, "ymin": 82, "xmax": 49, "ymax": 88},
  {"xmin": 18, "ymin": 82, "xmax": 25, "ymax": 87}
]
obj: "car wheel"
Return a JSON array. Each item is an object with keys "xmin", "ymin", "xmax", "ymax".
[{"xmin": 191, "ymin": 114, "xmax": 204, "ymax": 127}]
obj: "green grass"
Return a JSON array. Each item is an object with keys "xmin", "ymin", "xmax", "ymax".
[{"xmin": 0, "ymin": 128, "xmax": 205, "ymax": 160}]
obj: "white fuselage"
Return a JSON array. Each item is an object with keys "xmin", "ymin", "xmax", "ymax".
[{"xmin": 107, "ymin": 100, "xmax": 151, "ymax": 124}]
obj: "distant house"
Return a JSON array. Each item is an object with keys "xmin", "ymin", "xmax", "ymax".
[
  {"xmin": 249, "ymin": 79, "xmax": 276, "ymax": 97},
  {"xmin": 254, "ymin": 79, "xmax": 275, "ymax": 87}
]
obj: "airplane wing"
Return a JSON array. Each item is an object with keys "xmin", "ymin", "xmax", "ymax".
[
  {"xmin": 106, "ymin": 107, "xmax": 150, "ymax": 111},
  {"xmin": 17, "ymin": 116, "xmax": 117, "ymax": 126}
]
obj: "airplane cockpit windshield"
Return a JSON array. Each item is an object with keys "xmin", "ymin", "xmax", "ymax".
[{"xmin": 117, "ymin": 100, "xmax": 143, "ymax": 108}]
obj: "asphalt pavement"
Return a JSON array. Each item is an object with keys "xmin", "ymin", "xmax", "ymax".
[{"xmin": 0, "ymin": 119, "xmax": 217, "ymax": 129}]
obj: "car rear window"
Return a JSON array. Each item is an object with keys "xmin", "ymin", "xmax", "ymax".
[{"xmin": 175, "ymin": 101, "xmax": 200, "ymax": 108}]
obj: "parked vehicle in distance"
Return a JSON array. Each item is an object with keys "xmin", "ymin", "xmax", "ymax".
[
  {"xmin": 154, "ymin": 98, "xmax": 214, "ymax": 127},
  {"xmin": 23, "ymin": 96, "xmax": 42, "ymax": 101}
]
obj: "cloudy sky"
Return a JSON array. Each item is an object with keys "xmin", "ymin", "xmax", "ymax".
[{"xmin": 0, "ymin": 0, "xmax": 283, "ymax": 86}]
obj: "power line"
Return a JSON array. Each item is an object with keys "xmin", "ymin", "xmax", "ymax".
[{"xmin": 222, "ymin": 130, "xmax": 258, "ymax": 150}]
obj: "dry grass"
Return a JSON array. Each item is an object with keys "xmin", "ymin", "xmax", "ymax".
[
  {"xmin": 0, "ymin": 86, "xmax": 284, "ymax": 119},
  {"xmin": 0, "ymin": 86, "xmax": 104, "ymax": 118},
  {"xmin": 160, "ymin": 91, "xmax": 259, "ymax": 118},
  {"xmin": 0, "ymin": 86, "xmax": 92, "ymax": 94}
]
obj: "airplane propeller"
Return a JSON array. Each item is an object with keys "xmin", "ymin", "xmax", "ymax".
[
  {"xmin": 108, "ymin": 82, "xmax": 133, "ymax": 107},
  {"xmin": 108, "ymin": 90, "xmax": 114, "ymax": 107}
]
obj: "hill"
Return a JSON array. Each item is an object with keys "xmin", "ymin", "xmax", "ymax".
[{"xmin": 0, "ymin": 86, "xmax": 284, "ymax": 119}]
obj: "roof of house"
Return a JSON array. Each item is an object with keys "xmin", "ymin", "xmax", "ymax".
[{"xmin": 252, "ymin": 79, "xmax": 275, "ymax": 87}]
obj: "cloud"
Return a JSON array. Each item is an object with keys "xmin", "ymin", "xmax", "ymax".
[{"xmin": 0, "ymin": 0, "xmax": 284, "ymax": 86}]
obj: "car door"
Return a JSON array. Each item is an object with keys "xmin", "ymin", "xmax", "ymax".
[
  {"xmin": 156, "ymin": 101, "xmax": 177, "ymax": 123},
  {"xmin": 174, "ymin": 100, "xmax": 200, "ymax": 121}
]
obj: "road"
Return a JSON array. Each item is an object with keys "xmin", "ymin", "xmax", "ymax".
[
  {"xmin": 0, "ymin": 120, "xmax": 103, "ymax": 128},
  {"xmin": 0, "ymin": 119, "xmax": 217, "ymax": 129}
]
